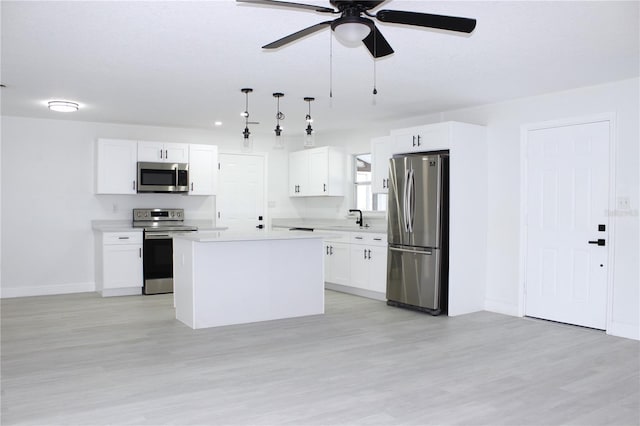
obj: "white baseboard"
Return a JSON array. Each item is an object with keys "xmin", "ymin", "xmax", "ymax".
[
  {"xmin": 484, "ymin": 298, "xmax": 519, "ymax": 317},
  {"xmin": 607, "ymin": 320, "xmax": 640, "ymax": 341},
  {"xmin": 0, "ymin": 282, "xmax": 95, "ymax": 298},
  {"xmin": 100, "ymin": 287, "xmax": 142, "ymax": 297},
  {"xmin": 325, "ymin": 283, "xmax": 386, "ymax": 302}
]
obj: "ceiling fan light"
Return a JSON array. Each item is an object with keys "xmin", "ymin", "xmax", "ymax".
[
  {"xmin": 333, "ymin": 22, "xmax": 371, "ymax": 45},
  {"xmin": 48, "ymin": 100, "xmax": 79, "ymax": 112}
]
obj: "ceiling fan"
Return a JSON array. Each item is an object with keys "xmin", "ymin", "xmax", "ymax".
[{"xmin": 236, "ymin": 0, "xmax": 477, "ymax": 58}]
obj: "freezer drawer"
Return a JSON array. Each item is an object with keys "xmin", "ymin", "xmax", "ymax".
[{"xmin": 386, "ymin": 245, "xmax": 441, "ymax": 312}]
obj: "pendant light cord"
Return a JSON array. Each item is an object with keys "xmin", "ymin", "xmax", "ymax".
[
  {"xmin": 373, "ymin": 26, "xmax": 378, "ymax": 97},
  {"xmin": 329, "ymin": 30, "xmax": 333, "ymax": 103}
]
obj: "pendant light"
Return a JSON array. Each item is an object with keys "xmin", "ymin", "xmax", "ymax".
[
  {"xmin": 273, "ymin": 92, "xmax": 285, "ymax": 150},
  {"xmin": 303, "ymin": 97, "xmax": 315, "ymax": 148},
  {"xmin": 241, "ymin": 88, "xmax": 254, "ymax": 151}
]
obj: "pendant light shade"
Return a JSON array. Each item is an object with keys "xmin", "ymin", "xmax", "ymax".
[
  {"xmin": 241, "ymin": 88, "xmax": 254, "ymax": 152},
  {"xmin": 303, "ymin": 97, "xmax": 315, "ymax": 148},
  {"xmin": 273, "ymin": 92, "xmax": 285, "ymax": 150}
]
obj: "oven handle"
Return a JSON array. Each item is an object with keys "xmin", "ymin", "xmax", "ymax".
[{"xmin": 144, "ymin": 233, "xmax": 172, "ymax": 240}]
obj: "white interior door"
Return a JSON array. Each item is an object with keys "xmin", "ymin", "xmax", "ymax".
[
  {"xmin": 217, "ymin": 153, "xmax": 266, "ymax": 232},
  {"xmin": 525, "ymin": 120, "xmax": 610, "ymax": 329}
]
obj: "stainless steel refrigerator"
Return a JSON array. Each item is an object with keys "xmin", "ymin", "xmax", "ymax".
[{"xmin": 386, "ymin": 152, "xmax": 449, "ymax": 315}]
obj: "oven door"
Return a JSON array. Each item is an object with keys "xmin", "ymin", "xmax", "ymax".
[{"xmin": 143, "ymin": 232, "xmax": 174, "ymax": 294}]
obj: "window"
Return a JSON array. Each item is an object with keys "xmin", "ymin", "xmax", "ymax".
[{"xmin": 354, "ymin": 153, "xmax": 387, "ymax": 212}]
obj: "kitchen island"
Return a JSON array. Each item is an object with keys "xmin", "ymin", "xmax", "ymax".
[{"xmin": 172, "ymin": 231, "xmax": 325, "ymax": 329}]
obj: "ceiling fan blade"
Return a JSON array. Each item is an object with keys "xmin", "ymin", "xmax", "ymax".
[
  {"xmin": 236, "ymin": 0, "xmax": 335, "ymax": 14},
  {"xmin": 376, "ymin": 10, "xmax": 477, "ymax": 33},
  {"xmin": 263, "ymin": 21, "xmax": 333, "ymax": 49},
  {"xmin": 362, "ymin": 27, "xmax": 394, "ymax": 58}
]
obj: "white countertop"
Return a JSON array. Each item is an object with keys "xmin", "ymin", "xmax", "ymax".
[
  {"xmin": 91, "ymin": 219, "xmax": 226, "ymax": 233},
  {"xmin": 174, "ymin": 230, "xmax": 327, "ymax": 243},
  {"xmin": 271, "ymin": 218, "xmax": 387, "ymax": 234}
]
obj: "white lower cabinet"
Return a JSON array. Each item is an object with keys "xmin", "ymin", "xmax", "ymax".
[
  {"xmin": 349, "ymin": 233, "xmax": 387, "ymax": 293},
  {"xmin": 323, "ymin": 231, "xmax": 387, "ymax": 299},
  {"xmin": 323, "ymin": 241, "xmax": 350, "ymax": 286},
  {"xmin": 95, "ymin": 231, "xmax": 143, "ymax": 297}
]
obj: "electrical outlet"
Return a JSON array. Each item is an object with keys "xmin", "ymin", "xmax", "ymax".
[{"xmin": 617, "ymin": 196, "xmax": 630, "ymax": 211}]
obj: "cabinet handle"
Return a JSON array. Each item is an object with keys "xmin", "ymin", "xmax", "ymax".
[
  {"xmin": 118, "ymin": 236, "xmax": 130, "ymax": 240},
  {"xmin": 326, "ymin": 246, "xmax": 329, "ymax": 255},
  {"xmin": 323, "ymin": 183, "xmax": 327, "ymax": 192},
  {"xmin": 382, "ymin": 179, "xmax": 386, "ymax": 189},
  {"xmin": 373, "ymin": 238, "xmax": 382, "ymax": 241},
  {"xmin": 160, "ymin": 149, "xmax": 163, "ymax": 159},
  {"xmin": 363, "ymin": 249, "xmax": 367, "ymax": 259},
  {"xmin": 132, "ymin": 180, "xmax": 136, "ymax": 190},
  {"xmin": 412, "ymin": 135, "xmax": 416, "ymax": 147},
  {"xmin": 417, "ymin": 135, "xmax": 421, "ymax": 146},
  {"xmin": 165, "ymin": 149, "xmax": 168, "ymax": 159},
  {"xmin": 355, "ymin": 236, "xmax": 363, "ymax": 240},
  {"xmin": 330, "ymin": 246, "xmax": 333, "ymax": 255},
  {"xmin": 190, "ymin": 182, "xmax": 194, "ymax": 191},
  {"xmin": 139, "ymin": 248, "xmax": 142, "ymax": 258},
  {"xmin": 367, "ymin": 249, "xmax": 372, "ymax": 259}
]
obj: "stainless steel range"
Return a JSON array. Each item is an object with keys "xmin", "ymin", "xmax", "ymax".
[{"xmin": 133, "ymin": 208, "xmax": 197, "ymax": 295}]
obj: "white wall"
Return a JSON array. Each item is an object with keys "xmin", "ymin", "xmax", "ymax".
[
  {"xmin": 318, "ymin": 78, "xmax": 639, "ymax": 339},
  {"xmin": 2, "ymin": 78, "xmax": 637, "ymax": 339},
  {"xmin": 0, "ymin": 117, "xmax": 296, "ymax": 297}
]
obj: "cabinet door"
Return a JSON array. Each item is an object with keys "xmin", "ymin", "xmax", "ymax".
[
  {"xmin": 289, "ymin": 150, "xmax": 308, "ymax": 196},
  {"xmin": 330, "ymin": 242, "xmax": 350, "ymax": 285},
  {"xmin": 189, "ymin": 144, "xmax": 218, "ymax": 195},
  {"xmin": 392, "ymin": 124, "xmax": 450, "ymax": 155},
  {"xmin": 371, "ymin": 136, "xmax": 392, "ymax": 193},
  {"xmin": 137, "ymin": 141, "xmax": 164, "ymax": 161},
  {"xmin": 96, "ymin": 139, "xmax": 137, "ymax": 194},
  {"xmin": 368, "ymin": 245, "xmax": 388, "ymax": 293},
  {"xmin": 349, "ymin": 245, "xmax": 370, "ymax": 290},
  {"xmin": 165, "ymin": 143, "xmax": 189, "ymax": 163},
  {"xmin": 308, "ymin": 147, "xmax": 328, "ymax": 196},
  {"xmin": 103, "ymin": 244, "xmax": 143, "ymax": 289}
]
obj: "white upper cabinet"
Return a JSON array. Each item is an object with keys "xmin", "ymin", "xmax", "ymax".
[
  {"xmin": 138, "ymin": 141, "xmax": 189, "ymax": 163},
  {"xmin": 371, "ymin": 136, "xmax": 393, "ymax": 194},
  {"xmin": 391, "ymin": 122, "xmax": 450, "ymax": 154},
  {"xmin": 188, "ymin": 144, "xmax": 218, "ymax": 195},
  {"xmin": 95, "ymin": 138, "xmax": 138, "ymax": 195},
  {"xmin": 289, "ymin": 146, "xmax": 344, "ymax": 197}
]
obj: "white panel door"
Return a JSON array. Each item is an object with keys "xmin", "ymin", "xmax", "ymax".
[
  {"xmin": 217, "ymin": 153, "xmax": 266, "ymax": 232},
  {"xmin": 525, "ymin": 121, "xmax": 610, "ymax": 329}
]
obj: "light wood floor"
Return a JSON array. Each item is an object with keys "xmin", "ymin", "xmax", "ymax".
[{"xmin": 1, "ymin": 290, "xmax": 638, "ymax": 426}]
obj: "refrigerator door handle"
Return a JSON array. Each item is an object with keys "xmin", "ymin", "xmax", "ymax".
[
  {"xmin": 407, "ymin": 168, "xmax": 415, "ymax": 233},
  {"xmin": 389, "ymin": 246, "xmax": 433, "ymax": 255},
  {"xmin": 403, "ymin": 169, "xmax": 411, "ymax": 233}
]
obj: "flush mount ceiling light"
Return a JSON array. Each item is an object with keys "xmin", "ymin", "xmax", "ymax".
[{"xmin": 48, "ymin": 100, "xmax": 79, "ymax": 112}]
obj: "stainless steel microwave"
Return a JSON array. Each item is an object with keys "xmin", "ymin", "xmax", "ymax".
[{"xmin": 137, "ymin": 162, "xmax": 189, "ymax": 193}]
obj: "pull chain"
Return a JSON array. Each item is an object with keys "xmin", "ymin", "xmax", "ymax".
[
  {"xmin": 372, "ymin": 26, "xmax": 378, "ymax": 104},
  {"xmin": 329, "ymin": 30, "xmax": 333, "ymax": 106}
]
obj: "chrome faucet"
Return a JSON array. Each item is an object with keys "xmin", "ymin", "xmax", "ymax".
[{"xmin": 349, "ymin": 209, "xmax": 363, "ymax": 227}]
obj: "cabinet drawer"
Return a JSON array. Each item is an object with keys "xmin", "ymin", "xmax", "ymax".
[
  {"xmin": 323, "ymin": 231, "xmax": 351, "ymax": 243},
  {"xmin": 102, "ymin": 232, "xmax": 143, "ymax": 245},
  {"xmin": 350, "ymin": 233, "xmax": 387, "ymax": 246}
]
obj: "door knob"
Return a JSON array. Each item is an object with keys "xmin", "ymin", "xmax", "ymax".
[{"xmin": 588, "ymin": 239, "xmax": 606, "ymax": 246}]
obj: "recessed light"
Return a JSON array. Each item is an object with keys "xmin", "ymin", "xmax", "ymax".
[
  {"xmin": 214, "ymin": 121, "xmax": 223, "ymax": 126},
  {"xmin": 48, "ymin": 100, "xmax": 79, "ymax": 112}
]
